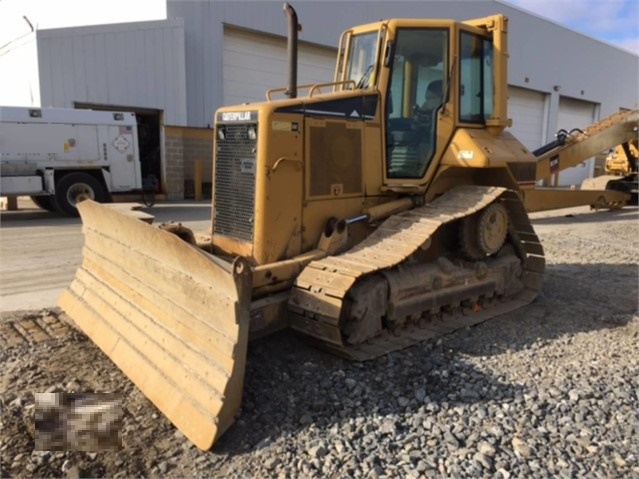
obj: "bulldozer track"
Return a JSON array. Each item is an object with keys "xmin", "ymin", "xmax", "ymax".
[
  {"xmin": 289, "ymin": 185, "xmax": 545, "ymax": 360},
  {"xmin": 0, "ymin": 313, "xmax": 74, "ymax": 349}
]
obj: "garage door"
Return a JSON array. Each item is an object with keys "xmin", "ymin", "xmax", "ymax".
[
  {"xmin": 556, "ymin": 97, "xmax": 597, "ymax": 186},
  {"xmin": 507, "ymin": 86, "xmax": 547, "ymax": 152},
  {"xmin": 223, "ymin": 27, "xmax": 337, "ymax": 106}
]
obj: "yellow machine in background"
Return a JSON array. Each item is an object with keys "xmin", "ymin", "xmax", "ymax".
[
  {"xmin": 595, "ymin": 138, "xmax": 639, "ymax": 204},
  {"xmin": 58, "ymin": 4, "xmax": 636, "ymax": 449},
  {"xmin": 606, "ymin": 141, "xmax": 638, "ymax": 176}
]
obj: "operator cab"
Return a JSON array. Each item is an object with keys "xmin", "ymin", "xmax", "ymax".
[{"xmin": 335, "ymin": 19, "xmax": 497, "ymax": 185}]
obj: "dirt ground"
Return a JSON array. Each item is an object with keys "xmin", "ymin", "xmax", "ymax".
[{"xmin": 1, "ymin": 205, "xmax": 637, "ymax": 478}]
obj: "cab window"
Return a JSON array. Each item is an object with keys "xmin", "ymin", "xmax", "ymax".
[
  {"xmin": 385, "ymin": 28, "xmax": 448, "ymax": 179},
  {"xmin": 344, "ymin": 32, "xmax": 379, "ymax": 89},
  {"xmin": 459, "ymin": 31, "xmax": 494, "ymax": 123}
]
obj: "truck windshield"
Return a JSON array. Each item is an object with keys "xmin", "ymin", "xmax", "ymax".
[{"xmin": 345, "ymin": 32, "xmax": 379, "ymax": 89}]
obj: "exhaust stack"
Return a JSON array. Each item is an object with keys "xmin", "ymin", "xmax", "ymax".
[{"xmin": 283, "ymin": 3, "xmax": 300, "ymax": 99}]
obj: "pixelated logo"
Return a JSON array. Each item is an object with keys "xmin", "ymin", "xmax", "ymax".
[{"xmin": 35, "ymin": 393, "xmax": 123, "ymax": 451}]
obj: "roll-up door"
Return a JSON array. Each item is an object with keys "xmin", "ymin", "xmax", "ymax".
[
  {"xmin": 556, "ymin": 97, "xmax": 597, "ymax": 186},
  {"xmin": 223, "ymin": 27, "xmax": 337, "ymax": 106},
  {"xmin": 507, "ymin": 86, "xmax": 547, "ymax": 152}
]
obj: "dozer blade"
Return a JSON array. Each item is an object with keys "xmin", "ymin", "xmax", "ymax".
[{"xmin": 58, "ymin": 200, "xmax": 252, "ymax": 450}]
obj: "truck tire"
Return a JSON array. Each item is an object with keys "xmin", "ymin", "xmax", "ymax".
[
  {"xmin": 54, "ymin": 172, "xmax": 107, "ymax": 217},
  {"xmin": 30, "ymin": 195, "xmax": 57, "ymax": 212}
]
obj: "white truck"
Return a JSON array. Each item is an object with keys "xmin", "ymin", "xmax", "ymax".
[{"xmin": 0, "ymin": 106, "xmax": 143, "ymax": 216}]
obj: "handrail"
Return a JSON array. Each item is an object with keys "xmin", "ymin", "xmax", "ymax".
[
  {"xmin": 266, "ymin": 80, "xmax": 358, "ymax": 101},
  {"xmin": 309, "ymin": 80, "xmax": 356, "ymax": 97},
  {"xmin": 333, "ymin": 29, "xmax": 352, "ymax": 85}
]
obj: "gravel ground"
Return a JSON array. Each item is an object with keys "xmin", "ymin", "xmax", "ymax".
[{"xmin": 1, "ymin": 205, "xmax": 638, "ymax": 478}]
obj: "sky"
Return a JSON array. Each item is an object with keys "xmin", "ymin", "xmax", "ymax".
[
  {"xmin": 505, "ymin": 0, "xmax": 639, "ymax": 54},
  {"xmin": 0, "ymin": 0, "xmax": 637, "ymax": 54}
]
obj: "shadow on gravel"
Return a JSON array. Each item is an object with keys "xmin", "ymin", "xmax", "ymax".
[
  {"xmin": 530, "ymin": 206, "xmax": 638, "ymax": 226},
  {"xmin": 213, "ymin": 261, "xmax": 637, "ymax": 456},
  {"xmin": 449, "ymin": 262, "xmax": 638, "ymax": 357}
]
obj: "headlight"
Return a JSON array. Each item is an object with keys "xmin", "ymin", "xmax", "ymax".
[
  {"xmin": 217, "ymin": 127, "xmax": 226, "ymax": 140},
  {"xmin": 247, "ymin": 126, "xmax": 257, "ymax": 141}
]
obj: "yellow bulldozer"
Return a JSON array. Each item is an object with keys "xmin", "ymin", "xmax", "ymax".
[{"xmin": 58, "ymin": 5, "xmax": 637, "ymax": 450}]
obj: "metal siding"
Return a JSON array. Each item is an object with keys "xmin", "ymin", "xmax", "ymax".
[
  {"xmin": 173, "ymin": 26, "xmax": 188, "ymax": 124},
  {"xmin": 38, "ymin": 42, "xmax": 53, "ymax": 105},
  {"xmin": 154, "ymin": 29, "xmax": 165, "ymax": 108},
  {"xmin": 134, "ymin": 31, "xmax": 145, "ymax": 103},
  {"xmin": 35, "ymin": 20, "xmax": 186, "ymax": 126},
  {"xmin": 181, "ymin": 2, "xmax": 206, "ymax": 127},
  {"xmin": 71, "ymin": 38, "xmax": 85, "ymax": 101},
  {"xmin": 82, "ymin": 35, "xmax": 96, "ymax": 103},
  {"xmin": 51, "ymin": 40, "xmax": 66, "ymax": 106},
  {"xmin": 111, "ymin": 32, "xmax": 125, "ymax": 102},
  {"xmin": 119, "ymin": 32, "xmax": 131, "ymax": 103},
  {"xmin": 60, "ymin": 37, "xmax": 74, "ymax": 104},
  {"xmin": 162, "ymin": 29, "xmax": 174, "ymax": 120},
  {"xmin": 143, "ymin": 30, "xmax": 155, "ymax": 105},
  {"xmin": 203, "ymin": 2, "xmax": 216, "ymax": 126},
  {"xmin": 93, "ymin": 33, "xmax": 108, "ymax": 102}
]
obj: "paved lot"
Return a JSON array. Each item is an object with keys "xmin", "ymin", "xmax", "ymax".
[{"xmin": 0, "ymin": 198, "xmax": 212, "ymax": 312}]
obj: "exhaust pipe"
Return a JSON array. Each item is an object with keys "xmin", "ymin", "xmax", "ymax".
[{"xmin": 283, "ymin": 3, "xmax": 300, "ymax": 99}]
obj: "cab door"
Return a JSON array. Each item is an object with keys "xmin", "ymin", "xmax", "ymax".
[{"xmin": 383, "ymin": 27, "xmax": 449, "ymax": 181}]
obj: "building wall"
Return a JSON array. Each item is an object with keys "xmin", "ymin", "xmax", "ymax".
[
  {"xmin": 36, "ymin": 19, "xmax": 188, "ymax": 126},
  {"xmin": 0, "ymin": 33, "xmax": 40, "ymax": 107},
  {"xmin": 167, "ymin": 0, "xmax": 639, "ymax": 140}
]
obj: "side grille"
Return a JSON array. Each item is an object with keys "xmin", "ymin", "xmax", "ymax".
[{"xmin": 214, "ymin": 124, "xmax": 257, "ymax": 242}]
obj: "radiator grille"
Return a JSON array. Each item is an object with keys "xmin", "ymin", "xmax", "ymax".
[{"xmin": 214, "ymin": 124, "xmax": 257, "ymax": 242}]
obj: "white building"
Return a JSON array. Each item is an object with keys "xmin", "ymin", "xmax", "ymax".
[{"xmin": 1, "ymin": 0, "xmax": 637, "ymax": 198}]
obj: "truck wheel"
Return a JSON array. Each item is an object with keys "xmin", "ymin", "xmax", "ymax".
[
  {"xmin": 30, "ymin": 195, "xmax": 57, "ymax": 212},
  {"xmin": 54, "ymin": 173, "xmax": 107, "ymax": 217}
]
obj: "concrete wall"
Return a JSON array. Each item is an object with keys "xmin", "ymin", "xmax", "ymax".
[{"xmin": 36, "ymin": 19, "xmax": 188, "ymax": 126}]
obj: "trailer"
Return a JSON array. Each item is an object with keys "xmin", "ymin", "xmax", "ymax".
[{"xmin": 0, "ymin": 106, "xmax": 145, "ymax": 216}]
